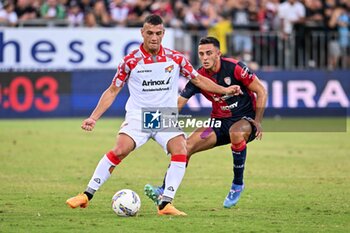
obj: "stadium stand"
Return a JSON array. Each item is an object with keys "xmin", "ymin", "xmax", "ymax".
[{"xmin": 0, "ymin": 0, "xmax": 349, "ymax": 69}]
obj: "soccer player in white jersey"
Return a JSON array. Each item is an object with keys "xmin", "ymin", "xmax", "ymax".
[{"xmin": 66, "ymin": 14, "xmax": 242, "ymax": 216}]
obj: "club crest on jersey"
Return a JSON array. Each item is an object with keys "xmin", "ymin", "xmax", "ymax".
[
  {"xmin": 165, "ymin": 65, "xmax": 174, "ymax": 73},
  {"xmin": 224, "ymin": 77, "xmax": 231, "ymax": 85}
]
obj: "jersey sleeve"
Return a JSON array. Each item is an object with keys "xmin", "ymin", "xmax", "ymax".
[
  {"xmin": 112, "ymin": 52, "xmax": 139, "ymax": 87},
  {"xmin": 233, "ymin": 61, "xmax": 256, "ymax": 87},
  {"xmin": 178, "ymin": 54, "xmax": 199, "ymax": 80},
  {"xmin": 180, "ymin": 80, "xmax": 201, "ymax": 99},
  {"xmin": 112, "ymin": 59, "xmax": 130, "ymax": 87}
]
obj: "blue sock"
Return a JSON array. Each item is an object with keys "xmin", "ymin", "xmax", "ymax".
[{"xmin": 231, "ymin": 141, "xmax": 247, "ymax": 186}]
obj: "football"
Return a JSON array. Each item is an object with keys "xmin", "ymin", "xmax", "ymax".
[{"xmin": 112, "ymin": 189, "xmax": 141, "ymax": 217}]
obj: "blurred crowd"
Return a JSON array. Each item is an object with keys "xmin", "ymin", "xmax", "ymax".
[
  {"xmin": 0, "ymin": 0, "xmax": 348, "ymax": 29},
  {"xmin": 0, "ymin": 0, "xmax": 349, "ymax": 69}
]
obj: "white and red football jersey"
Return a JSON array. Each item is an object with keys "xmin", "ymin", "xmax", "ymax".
[{"xmin": 112, "ymin": 44, "xmax": 198, "ymax": 114}]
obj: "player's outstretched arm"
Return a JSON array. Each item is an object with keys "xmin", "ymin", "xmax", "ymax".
[
  {"xmin": 247, "ymin": 77, "xmax": 267, "ymax": 140},
  {"xmin": 191, "ymin": 74, "xmax": 243, "ymax": 95},
  {"xmin": 81, "ymin": 84, "xmax": 122, "ymax": 131}
]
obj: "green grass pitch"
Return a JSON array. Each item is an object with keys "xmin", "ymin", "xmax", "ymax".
[{"xmin": 0, "ymin": 118, "xmax": 349, "ymax": 233}]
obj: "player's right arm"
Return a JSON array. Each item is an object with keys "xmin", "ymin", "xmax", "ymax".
[
  {"xmin": 81, "ymin": 84, "xmax": 123, "ymax": 131},
  {"xmin": 82, "ymin": 54, "xmax": 132, "ymax": 131}
]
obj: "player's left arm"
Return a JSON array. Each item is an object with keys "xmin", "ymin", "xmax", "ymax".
[
  {"xmin": 190, "ymin": 74, "xmax": 243, "ymax": 95},
  {"xmin": 247, "ymin": 76, "xmax": 267, "ymax": 140}
]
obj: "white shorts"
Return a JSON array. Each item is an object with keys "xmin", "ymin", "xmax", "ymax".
[{"xmin": 118, "ymin": 114, "xmax": 185, "ymax": 153}]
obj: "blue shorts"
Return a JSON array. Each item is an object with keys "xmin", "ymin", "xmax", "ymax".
[{"xmin": 212, "ymin": 116, "xmax": 257, "ymax": 147}]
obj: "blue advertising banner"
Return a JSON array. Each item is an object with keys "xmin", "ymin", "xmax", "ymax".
[{"xmin": 0, "ymin": 70, "xmax": 349, "ymax": 118}]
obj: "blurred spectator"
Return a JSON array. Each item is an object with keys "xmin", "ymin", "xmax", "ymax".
[
  {"xmin": 92, "ymin": 0, "xmax": 111, "ymax": 27},
  {"xmin": 127, "ymin": 0, "xmax": 152, "ymax": 27},
  {"xmin": 205, "ymin": 0, "xmax": 232, "ymax": 56},
  {"xmin": 67, "ymin": 0, "xmax": 84, "ymax": 27},
  {"xmin": 0, "ymin": 1, "xmax": 18, "ymax": 26},
  {"xmin": 202, "ymin": 0, "xmax": 225, "ymax": 25},
  {"xmin": 109, "ymin": 0, "xmax": 129, "ymax": 26},
  {"xmin": 324, "ymin": 0, "xmax": 337, "ymax": 25},
  {"xmin": 169, "ymin": 0, "xmax": 186, "ymax": 29},
  {"xmin": 278, "ymin": 0, "xmax": 306, "ymax": 67},
  {"xmin": 267, "ymin": 0, "xmax": 280, "ymax": 30},
  {"xmin": 228, "ymin": 0, "xmax": 257, "ymax": 62},
  {"xmin": 304, "ymin": 0, "xmax": 324, "ymax": 67},
  {"xmin": 257, "ymin": 0, "xmax": 279, "ymax": 32},
  {"xmin": 79, "ymin": 0, "xmax": 94, "ymax": 13},
  {"xmin": 278, "ymin": 0, "xmax": 305, "ymax": 39},
  {"xmin": 40, "ymin": 0, "xmax": 66, "ymax": 19},
  {"xmin": 305, "ymin": 0, "xmax": 324, "ymax": 27},
  {"xmin": 256, "ymin": 0, "xmax": 279, "ymax": 67},
  {"xmin": 328, "ymin": 4, "xmax": 349, "ymax": 69},
  {"xmin": 15, "ymin": 0, "xmax": 38, "ymax": 22},
  {"xmin": 151, "ymin": 0, "xmax": 173, "ymax": 27},
  {"xmin": 208, "ymin": 12, "xmax": 232, "ymax": 56},
  {"xmin": 60, "ymin": 0, "xmax": 69, "ymax": 7},
  {"xmin": 184, "ymin": 0, "xmax": 210, "ymax": 30},
  {"xmin": 337, "ymin": 5, "xmax": 349, "ymax": 56}
]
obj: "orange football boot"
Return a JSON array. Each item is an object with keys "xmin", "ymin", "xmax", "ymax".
[
  {"xmin": 66, "ymin": 193, "xmax": 89, "ymax": 208},
  {"xmin": 158, "ymin": 203, "xmax": 187, "ymax": 216}
]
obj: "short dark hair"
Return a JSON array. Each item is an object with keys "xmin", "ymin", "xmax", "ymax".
[
  {"xmin": 198, "ymin": 37, "xmax": 220, "ymax": 49},
  {"xmin": 144, "ymin": 14, "xmax": 163, "ymax": 26}
]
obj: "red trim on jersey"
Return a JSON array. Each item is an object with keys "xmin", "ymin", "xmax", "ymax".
[
  {"xmin": 233, "ymin": 61, "xmax": 255, "ymax": 87},
  {"xmin": 231, "ymin": 140, "xmax": 247, "ymax": 152},
  {"xmin": 171, "ymin": 154, "xmax": 187, "ymax": 163},
  {"xmin": 140, "ymin": 43, "xmax": 165, "ymax": 57},
  {"xmin": 106, "ymin": 151, "xmax": 122, "ymax": 165},
  {"xmin": 222, "ymin": 57, "xmax": 238, "ymax": 64},
  {"xmin": 166, "ymin": 52, "xmax": 197, "ymax": 80},
  {"xmin": 112, "ymin": 49, "xmax": 140, "ymax": 86}
]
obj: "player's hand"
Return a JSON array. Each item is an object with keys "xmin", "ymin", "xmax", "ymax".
[
  {"xmin": 81, "ymin": 117, "xmax": 97, "ymax": 131},
  {"xmin": 225, "ymin": 85, "xmax": 243, "ymax": 96},
  {"xmin": 247, "ymin": 118, "xmax": 263, "ymax": 140}
]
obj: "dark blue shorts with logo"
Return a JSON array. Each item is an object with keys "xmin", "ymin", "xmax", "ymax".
[{"xmin": 211, "ymin": 115, "xmax": 257, "ymax": 147}]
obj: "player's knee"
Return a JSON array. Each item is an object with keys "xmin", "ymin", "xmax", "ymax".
[
  {"xmin": 177, "ymin": 147, "xmax": 187, "ymax": 156},
  {"xmin": 169, "ymin": 144, "xmax": 187, "ymax": 155},
  {"xmin": 111, "ymin": 147, "xmax": 129, "ymax": 160},
  {"xmin": 186, "ymin": 141, "xmax": 194, "ymax": 156},
  {"xmin": 168, "ymin": 136, "xmax": 187, "ymax": 155},
  {"xmin": 229, "ymin": 130, "xmax": 245, "ymax": 144}
]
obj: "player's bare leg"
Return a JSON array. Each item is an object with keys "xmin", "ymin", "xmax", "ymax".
[
  {"xmin": 186, "ymin": 126, "xmax": 217, "ymax": 158},
  {"xmin": 66, "ymin": 133, "xmax": 135, "ymax": 208},
  {"xmin": 145, "ymin": 127, "xmax": 216, "ymax": 207},
  {"xmin": 157, "ymin": 135, "xmax": 187, "ymax": 216},
  {"xmin": 223, "ymin": 119, "xmax": 252, "ymax": 208}
]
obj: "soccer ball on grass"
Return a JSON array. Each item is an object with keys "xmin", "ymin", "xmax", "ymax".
[{"xmin": 112, "ymin": 189, "xmax": 141, "ymax": 217}]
